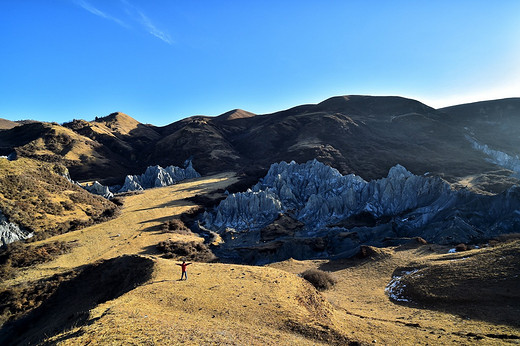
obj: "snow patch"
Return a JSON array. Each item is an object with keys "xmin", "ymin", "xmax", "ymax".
[{"xmin": 385, "ymin": 269, "xmax": 419, "ymax": 302}]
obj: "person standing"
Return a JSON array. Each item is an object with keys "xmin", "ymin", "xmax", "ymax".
[{"xmin": 177, "ymin": 261, "xmax": 192, "ymax": 280}]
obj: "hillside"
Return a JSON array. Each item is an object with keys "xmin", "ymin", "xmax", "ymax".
[
  {"xmin": 0, "ymin": 174, "xmax": 518, "ymax": 344},
  {"xmin": 0, "ymin": 157, "xmax": 117, "ymax": 241},
  {"xmin": 0, "ymin": 119, "xmax": 20, "ymax": 131},
  {"xmin": 0, "ymin": 96, "xmax": 518, "ymax": 192},
  {"xmin": 441, "ymin": 98, "xmax": 520, "ymax": 155}
]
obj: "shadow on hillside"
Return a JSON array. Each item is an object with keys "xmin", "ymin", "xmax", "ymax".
[
  {"xmin": 316, "ymin": 259, "xmax": 357, "ymax": 273},
  {"xmin": 317, "ymin": 248, "xmax": 392, "ymax": 273},
  {"xmin": 138, "ymin": 215, "xmax": 182, "ymax": 226},
  {"xmin": 0, "ymin": 255, "xmax": 154, "ymax": 345},
  {"xmin": 171, "ymin": 178, "xmax": 236, "ymax": 194},
  {"xmin": 389, "ymin": 241, "xmax": 520, "ymax": 329},
  {"xmin": 135, "ymin": 199, "xmax": 192, "ymax": 212},
  {"xmin": 139, "ymin": 244, "xmax": 162, "ymax": 255}
]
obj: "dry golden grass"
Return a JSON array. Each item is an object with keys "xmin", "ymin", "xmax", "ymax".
[
  {"xmin": 0, "ymin": 118, "xmax": 20, "ymax": 130},
  {"xmin": 12, "ymin": 173, "xmax": 238, "ymax": 284},
  {"xmin": 44, "ymin": 260, "xmax": 350, "ymax": 345},
  {"xmin": 271, "ymin": 244, "xmax": 520, "ymax": 345},
  {"xmin": 2, "ymin": 172, "xmax": 519, "ymax": 345},
  {"xmin": 18, "ymin": 124, "xmax": 104, "ymax": 164},
  {"xmin": 2, "ymin": 173, "xmax": 354, "ymax": 345},
  {"xmin": 0, "ymin": 157, "xmax": 116, "ymax": 238}
]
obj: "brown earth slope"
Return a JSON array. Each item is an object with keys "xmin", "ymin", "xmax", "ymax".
[{"xmin": 0, "ymin": 119, "xmax": 20, "ymax": 130}]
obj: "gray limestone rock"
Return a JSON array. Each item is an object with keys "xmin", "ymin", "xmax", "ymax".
[
  {"xmin": 203, "ymin": 160, "xmax": 520, "ymax": 263},
  {"xmin": 119, "ymin": 175, "xmax": 144, "ymax": 193},
  {"xmin": 467, "ymin": 136, "xmax": 520, "ymax": 177},
  {"xmin": 118, "ymin": 160, "xmax": 201, "ymax": 193},
  {"xmin": 83, "ymin": 181, "xmax": 114, "ymax": 199},
  {"xmin": 204, "ymin": 160, "xmax": 453, "ymax": 232},
  {"xmin": 0, "ymin": 210, "xmax": 33, "ymax": 246},
  {"xmin": 81, "ymin": 161, "xmax": 201, "ymax": 197}
]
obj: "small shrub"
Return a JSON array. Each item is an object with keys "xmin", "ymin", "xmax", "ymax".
[
  {"xmin": 415, "ymin": 237, "xmax": 428, "ymax": 245},
  {"xmin": 180, "ymin": 206, "xmax": 203, "ymax": 225},
  {"xmin": 494, "ymin": 233, "xmax": 520, "ymax": 244},
  {"xmin": 301, "ymin": 269, "xmax": 336, "ymax": 291},
  {"xmin": 110, "ymin": 197, "xmax": 124, "ymax": 206},
  {"xmin": 455, "ymin": 243, "xmax": 467, "ymax": 252},
  {"xmin": 156, "ymin": 240, "xmax": 216, "ymax": 262},
  {"xmin": 160, "ymin": 219, "xmax": 191, "ymax": 234},
  {"xmin": 0, "ymin": 271, "xmax": 76, "ymax": 325},
  {"xmin": 0, "ymin": 241, "xmax": 75, "ymax": 280}
]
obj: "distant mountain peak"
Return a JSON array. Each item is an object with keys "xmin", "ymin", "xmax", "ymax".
[
  {"xmin": 316, "ymin": 95, "xmax": 435, "ymax": 116},
  {"xmin": 92, "ymin": 112, "xmax": 143, "ymax": 135},
  {"xmin": 96, "ymin": 112, "xmax": 138, "ymax": 124},
  {"xmin": 216, "ymin": 109, "xmax": 256, "ymax": 121},
  {"xmin": 0, "ymin": 118, "xmax": 21, "ymax": 130}
]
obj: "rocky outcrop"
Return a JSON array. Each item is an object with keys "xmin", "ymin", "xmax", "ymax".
[
  {"xmin": 467, "ymin": 136, "xmax": 520, "ymax": 177},
  {"xmin": 83, "ymin": 181, "xmax": 114, "ymax": 199},
  {"xmin": 202, "ymin": 160, "xmax": 520, "ymax": 263},
  {"xmin": 203, "ymin": 160, "xmax": 454, "ymax": 232},
  {"xmin": 118, "ymin": 160, "xmax": 201, "ymax": 193},
  {"xmin": 81, "ymin": 161, "xmax": 201, "ymax": 198},
  {"xmin": 0, "ymin": 210, "xmax": 33, "ymax": 246}
]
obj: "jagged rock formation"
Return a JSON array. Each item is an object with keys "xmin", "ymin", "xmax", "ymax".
[
  {"xmin": 203, "ymin": 160, "xmax": 453, "ymax": 231},
  {"xmin": 202, "ymin": 160, "xmax": 520, "ymax": 263},
  {"xmin": 0, "ymin": 210, "xmax": 33, "ymax": 246},
  {"xmin": 83, "ymin": 181, "xmax": 114, "ymax": 199},
  {"xmin": 118, "ymin": 161, "xmax": 201, "ymax": 193},
  {"xmin": 75, "ymin": 161, "xmax": 201, "ymax": 198}
]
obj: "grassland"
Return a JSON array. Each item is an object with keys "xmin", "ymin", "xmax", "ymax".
[
  {"xmin": 0, "ymin": 157, "xmax": 117, "ymax": 239},
  {"xmin": 0, "ymin": 172, "xmax": 519, "ymax": 345}
]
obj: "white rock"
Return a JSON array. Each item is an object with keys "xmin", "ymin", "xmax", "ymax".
[
  {"xmin": 118, "ymin": 160, "xmax": 201, "ymax": 193},
  {"xmin": 0, "ymin": 210, "xmax": 33, "ymax": 246},
  {"xmin": 83, "ymin": 181, "xmax": 114, "ymax": 199}
]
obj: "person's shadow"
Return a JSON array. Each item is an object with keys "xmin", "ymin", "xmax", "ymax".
[{"xmin": 141, "ymin": 279, "xmax": 175, "ymax": 286}]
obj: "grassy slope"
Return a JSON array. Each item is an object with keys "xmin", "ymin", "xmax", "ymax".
[
  {"xmin": 271, "ymin": 244, "xmax": 520, "ymax": 345},
  {"xmin": 0, "ymin": 157, "xmax": 116, "ymax": 239},
  {"xmin": 1, "ymin": 173, "xmax": 519, "ymax": 345}
]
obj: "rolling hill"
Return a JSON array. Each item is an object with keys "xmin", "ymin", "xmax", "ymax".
[{"xmin": 1, "ymin": 96, "xmax": 519, "ymax": 193}]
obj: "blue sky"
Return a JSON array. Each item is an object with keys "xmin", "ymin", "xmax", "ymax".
[{"xmin": 1, "ymin": 1, "xmax": 519, "ymax": 125}]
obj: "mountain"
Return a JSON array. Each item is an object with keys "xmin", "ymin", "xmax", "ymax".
[
  {"xmin": 0, "ymin": 119, "xmax": 20, "ymax": 130},
  {"xmin": 0, "ymin": 96, "xmax": 518, "ymax": 193},
  {"xmin": 441, "ymin": 98, "xmax": 520, "ymax": 155}
]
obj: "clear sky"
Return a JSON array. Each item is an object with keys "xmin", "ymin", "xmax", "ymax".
[{"xmin": 1, "ymin": 1, "xmax": 519, "ymax": 125}]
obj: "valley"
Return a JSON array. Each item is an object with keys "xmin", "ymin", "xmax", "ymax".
[
  {"xmin": 0, "ymin": 95, "xmax": 519, "ymax": 344},
  {"xmin": 1, "ymin": 174, "xmax": 519, "ymax": 345}
]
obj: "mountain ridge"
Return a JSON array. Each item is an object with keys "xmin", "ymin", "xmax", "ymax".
[{"xmin": 1, "ymin": 95, "xmax": 518, "ymax": 192}]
